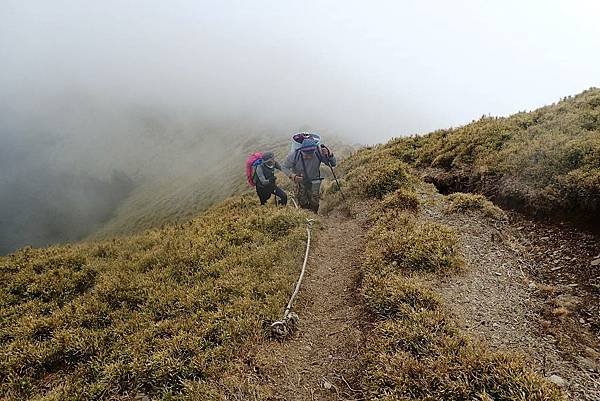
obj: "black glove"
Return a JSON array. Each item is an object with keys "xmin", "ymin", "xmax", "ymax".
[{"xmin": 320, "ymin": 144, "xmax": 333, "ymax": 159}]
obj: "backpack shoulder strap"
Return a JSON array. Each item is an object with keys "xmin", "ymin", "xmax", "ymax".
[
  {"xmin": 315, "ymin": 148, "xmax": 323, "ymax": 163},
  {"xmin": 296, "ymin": 151, "xmax": 310, "ymax": 183}
]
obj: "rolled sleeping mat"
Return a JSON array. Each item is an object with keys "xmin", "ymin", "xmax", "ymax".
[{"xmin": 290, "ymin": 132, "xmax": 322, "ymax": 152}]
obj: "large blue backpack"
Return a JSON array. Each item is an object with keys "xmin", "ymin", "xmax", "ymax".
[{"xmin": 294, "ymin": 138, "xmax": 324, "ymax": 183}]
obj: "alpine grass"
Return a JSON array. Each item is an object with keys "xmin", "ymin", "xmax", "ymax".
[
  {"xmin": 0, "ymin": 196, "xmax": 309, "ymax": 400},
  {"xmin": 336, "ymin": 143, "xmax": 564, "ymax": 400}
]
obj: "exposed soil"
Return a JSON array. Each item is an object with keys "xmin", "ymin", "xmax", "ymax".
[
  {"xmin": 254, "ymin": 210, "xmax": 367, "ymax": 400},
  {"xmin": 417, "ymin": 183, "xmax": 600, "ymax": 401},
  {"xmin": 421, "ymin": 167, "xmax": 600, "ymax": 232},
  {"xmin": 510, "ymin": 215, "xmax": 600, "ymax": 338}
]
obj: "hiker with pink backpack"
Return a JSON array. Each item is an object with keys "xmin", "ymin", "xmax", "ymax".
[{"xmin": 246, "ymin": 151, "xmax": 288, "ymax": 206}]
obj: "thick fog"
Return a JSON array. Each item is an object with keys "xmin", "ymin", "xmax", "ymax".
[{"xmin": 1, "ymin": 1, "xmax": 599, "ymax": 253}]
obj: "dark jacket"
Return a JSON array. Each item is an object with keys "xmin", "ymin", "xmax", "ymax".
[{"xmin": 254, "ymin": 162, "xmax": 282, "ymax": 187}]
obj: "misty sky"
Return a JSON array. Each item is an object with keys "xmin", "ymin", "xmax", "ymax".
[
  {"xmin": 1, "ymin": 1, "xmax": 599, "ymax": 253},
  {"xmin": 2, "ymin": 0, "xmax": 599, "ymax": 142}
]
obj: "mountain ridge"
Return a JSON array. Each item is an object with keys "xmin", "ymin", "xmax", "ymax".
[{"xmin": 2, "ymin": 89, "xmax": 599, "ymax": 399}]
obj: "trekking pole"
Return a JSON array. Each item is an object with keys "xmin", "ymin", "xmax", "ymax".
[
  {"xmin": 321, "ymin": 145, "xmax": 347, "ymax": 201},
  {"xmin": 326, "ymin": 161, "xmax": 347, "ymax": 202}
]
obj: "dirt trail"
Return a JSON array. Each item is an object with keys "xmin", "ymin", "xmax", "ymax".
[
  {"xmin": 255, "ymin": 211, "xmax": 366, "ymax": 401},
  {"xmin": 417, "ymin": 184, "xmax": 600, "ymax": 401}
]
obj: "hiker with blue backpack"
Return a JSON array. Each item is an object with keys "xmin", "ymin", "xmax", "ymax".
[
  {"xmin": 283, "ymin": 133, "xmax": 336, "ymax": 213},
  {"xmin": 246, "ymin": 151, "xmax": 288, "ymax": 206}
]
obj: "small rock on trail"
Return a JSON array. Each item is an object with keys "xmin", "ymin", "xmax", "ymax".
[{"xmin": 547, "ymin": 374, "xmax": 567, "ymax": 388}]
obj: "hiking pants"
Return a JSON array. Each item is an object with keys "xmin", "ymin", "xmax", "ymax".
[
  {"xmin": 256, "ymin": 185, "xmax": 288, "ymax": 206},
  {"xmin": 297, "ymin": 181, "xmax": 320, "ymax": 213}
]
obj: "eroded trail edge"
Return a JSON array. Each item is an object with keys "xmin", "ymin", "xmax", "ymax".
[
  {"xmin": 255, "ymin": 211, "xmax": 366, "ymax": 401},
  {"xmin": 418, "ymin": 184, "xmax": 600, "ymax": 401}
]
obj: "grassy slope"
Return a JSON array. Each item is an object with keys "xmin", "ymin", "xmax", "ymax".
[
  {"xmin": 3, "ymin": 87, "xmax": 592, "ymax": 400},
  {"xmin": 90, "ymin": 134, "xmax": 354, "ymax": 240},
  {"xmin": 89, "ymin": 134, "xmax": 280, "ymax": 239},
  {"xmin": 384, "ymin": 88, "xmax": 600, "ymax": 224},
  {"xmin": 332, "ymin": 146, "xmax": 562, "ymax": 400},
  {"xmin": 0, "ymin": 197, "xmax": 310, "ymax": 400},
  {"xmin": 0, "ymin": 130, "xmax": 353, "ymax": 400}
]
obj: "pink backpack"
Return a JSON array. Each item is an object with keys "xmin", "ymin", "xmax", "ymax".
[{"xmin": 245, "ymin": 152, "xmax": 263, "ymax": 186}]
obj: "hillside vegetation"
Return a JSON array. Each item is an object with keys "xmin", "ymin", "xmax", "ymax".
[
  {"xmin": 88, "ymin": 133, "xmax": 281, "ymax": 240},
  {"xmin": 332, "ymin": 147, "xmax": 562, "ymax": 400},
  {"xmin": 3, "ymin": 89, "xmax": 593, "ymax": 400},
  {"xmin": 90, "ymin": 133, "xmax": 354, "ymax": 241},
  {"xmin": 381, "ymin": 88, "xmax": 600, "ymax": 225},
  {"xmin": 0, "ymin": 197, "xmax": 309, "ymax": 400}
]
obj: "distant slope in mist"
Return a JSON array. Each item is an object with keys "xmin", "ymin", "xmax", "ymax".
[
  {"xmin": 88, "ymin": 134, "xmax": 281, "ymax": 239},
  {"xmin": 90, "ymin": 132, "xmax": 355, "ymax": 239},
  {"xmin": 0, "ymin": 93, "xmax": 298, "ymax": 253},
  {"xmin": 0, "ymin": 170, "xmax": 134, "ymax": 254}
]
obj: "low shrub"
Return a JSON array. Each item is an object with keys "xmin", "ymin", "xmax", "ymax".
[
  {"xmin": 367, "ymin": 309, "xmax": 460, "ymax": 359},
  {"xmin": 345, "ymin": 153, "xmax": 413, "ymax": 199},
  {"xmin": 359, "ymin": 188, "xmax": 563, "ymax": 400},
  {"xmin": 364, "ymin": 212, "xmax": 463, "ymax": 274},
  {"xmin": 381, "ymin": 188, "xmax": 420, "ymax": 212},
  {"xmin": 447, "ymin": 192, "xmax": 507, "ymax": 220},
  {"xmin": 363, "ymin": 331, "xmax": 562, "ymax": 400},
  {"xmin": 362, "ymin": 274, "xmax": 440, "ymax": 320}
]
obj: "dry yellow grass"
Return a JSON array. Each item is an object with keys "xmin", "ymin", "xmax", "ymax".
[
  {"xmin": 335, "ymin": 143, "xmax": 564, "ymax": 400},
  {"xmin": 0, "ymin": 196, "xmax": 309, "ymax": 400},
  {"xmin": 383, "ymin": 88, "xmax": 600, "ymax": 223},
  {"xmin": 446, "ymin": 192, "xmax": 507, "ymax": 220}
]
